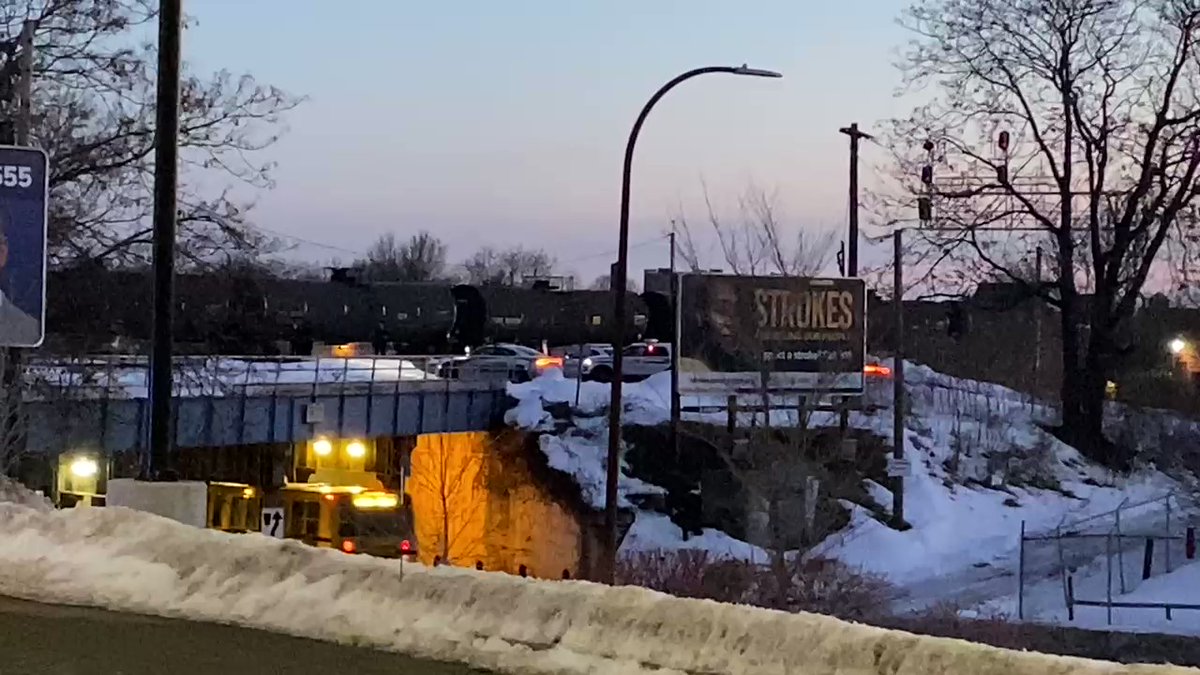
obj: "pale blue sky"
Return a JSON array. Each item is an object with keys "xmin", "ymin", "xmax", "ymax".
[{"xmin": 186, "ymin": 1, "xmax": 909, "ymax": 281}]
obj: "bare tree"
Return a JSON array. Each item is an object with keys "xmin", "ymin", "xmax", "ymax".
[
  {"xmin": 357, "ymin": 231, "xmax": 448, "ymax": 282},
  {"xmin": 876, "ymin": 0, "xmax": 1200, "ymax": 467},
  {"xmin": 674, "ymin": 182, "xmax": 837, "ymax": 277},
  {"xmin": 3, "ymin": 2, "xmax": 300, "ymax": 268},
  {"xmin": 461, "ymin": 245, "xmax": 556, "ymax": 286},
  {"xmin": 715, "ymin": 398, "xmax": 836, "ymax": 595},
  {"xmin": 408, "ymin": 433, "xmax": 486, "ymax": 565}
]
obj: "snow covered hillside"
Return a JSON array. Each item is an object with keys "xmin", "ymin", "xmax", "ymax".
[
  {"xmin": 506, "ymin": 363, "xmax": 1200, "ymax": 633},
  {"xmin": 0, "ymin": 479, "xmax": 1179, "ymax": 675}
]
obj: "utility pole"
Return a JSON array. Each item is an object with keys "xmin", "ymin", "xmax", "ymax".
[
  {"xmin": 16, "ymin": 21, "xmax": 32, "ymax": 146},
  {"xmin": 1034, "ymin": 246, "xmax": 1043, "ymax": 393},
  {"xmin": 892, "ymin": 229, "xmax": 905, "ymax": 528},
  {"xmin": 0, "ymin": 21, "xmax": 35, "ymax": 467},
  {"xmin": 839, "ymin": 123, "xmax": 873, "ymax": 277},
  {"xmin": 669, "ymin": 231, "xmax": 681, "ymax": 461},
  {"xmin": 145, "ymin": 0, "xmax": 182, "ymax": 481},
  {"xmin": 838, "ymin": 123, "xmax": 871, "ymax": 443}
]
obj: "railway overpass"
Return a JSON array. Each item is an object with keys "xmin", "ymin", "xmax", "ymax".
[{"xmin": 18, "ymin": 356, "xmax": 510, "ymax": 456}]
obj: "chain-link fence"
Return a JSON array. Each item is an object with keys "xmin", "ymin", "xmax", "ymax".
[{"xmin": 1019, "ymin": 492, "xmax": 1199, "ymax": 624}]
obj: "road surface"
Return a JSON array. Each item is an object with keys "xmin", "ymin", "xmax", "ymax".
[{"xmin": 0, "ymin": 595, "xmax": 490, "ymax": 675}]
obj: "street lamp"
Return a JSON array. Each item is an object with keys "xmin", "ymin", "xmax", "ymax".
[
  {"xmin": 603, "ymin": 64, "xmax": 782, "ymax": 582},
  {"xmin": 1170, "ymin": 337, "xmax": 1188, "ymax": 355}
]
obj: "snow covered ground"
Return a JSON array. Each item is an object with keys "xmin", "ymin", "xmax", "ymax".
[
  {"xmin": 506, "ymin": 363, "xmax": 1200, "ymax": 635},
  {"xmin": 0, "ymin": 481, "xmax": 1172, "ymax": 675},
  {"xmin": 23, "ymin": 356, "xmax": 444, "ymax": 399}
]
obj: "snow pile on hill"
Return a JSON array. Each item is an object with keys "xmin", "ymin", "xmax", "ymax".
[
  {"xmin": 0, "ymin": 498, "xmax": 1183, "ymax": 675},
  {"xmin": 538, "ymin": 433, "xmax": 666, "ymax": 509},
  {"xmin": 505, "ymin": 363, "xmax": 1193, "ymax": 622},
  {"xmin": 821, "ymin": 363, "xmax": 1180, "ymax": 591}
]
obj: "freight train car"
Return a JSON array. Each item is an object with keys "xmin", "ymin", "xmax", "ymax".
[{"xmin": 46, "ymin": 268, "xmax": 663, "ymax": 355}]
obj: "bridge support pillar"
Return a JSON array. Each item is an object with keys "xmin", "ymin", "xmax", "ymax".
[{"xmin": 107, "ymin": 479, "xmax": 207, "ymax": 528}]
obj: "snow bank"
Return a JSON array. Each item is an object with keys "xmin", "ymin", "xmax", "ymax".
[
  {"xmin": 0, "ymin": 501, "xmax": 1186, "ymax": 675},
  {"xmin": 0, "ymin": 476, "xmax": 50, "ymax": 511},
  {"xmin": 622, "ymin": 511, "xmax": 767, "ymax": 561}
]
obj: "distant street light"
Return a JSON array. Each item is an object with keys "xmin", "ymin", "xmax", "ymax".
[
  {"xmin": 603, "ymin": 64, "xmax": 782, "ymax": 583},
  {"xmin": 1170, "ymin": 337, "xmax": 1188, "ymax": 355}
]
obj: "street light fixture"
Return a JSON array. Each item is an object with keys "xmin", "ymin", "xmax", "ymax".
[
  {"xmin": 1170, "ymin": 337, "xmax": 1188, "ymax": 355},
  {"xmin": 603, "ymin": 64, "xmax": 782, "ymax": 583}
]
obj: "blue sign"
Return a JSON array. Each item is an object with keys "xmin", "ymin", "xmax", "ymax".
[{"xmin": 0, "ymin": 146, "xmax": 47, "ymax": 347}]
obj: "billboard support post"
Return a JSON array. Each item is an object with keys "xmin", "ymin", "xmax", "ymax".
[{"xmin": 892, "ymin": 229, "xmax": 906, "ymax": 527}]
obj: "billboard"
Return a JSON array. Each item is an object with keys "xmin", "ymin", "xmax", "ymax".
[
  {"xmin": 678, "ymin": 274, "xmax": 866, "ymax": 393},
  {"xmin": 0, "ymin": 146, "xmax": 47, "ymax": 347}
]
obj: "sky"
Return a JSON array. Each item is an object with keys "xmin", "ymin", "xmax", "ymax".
[{"xmin": 185, "ymin": 1, "xmax": 910, "ymax": 284}]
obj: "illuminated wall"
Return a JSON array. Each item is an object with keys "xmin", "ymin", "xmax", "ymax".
[{"xmin": 407, "ymin": 430, "xmax": 584, "ymax": 579}]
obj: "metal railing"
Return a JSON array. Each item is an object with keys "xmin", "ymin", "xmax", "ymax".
[
  {"xmin": 18, "ymin": 354, "xmax": 529, "ymax": 401},
  {"xmin": 1018, "ymin": 492, "xmax": 1199, "ymax": 623}
]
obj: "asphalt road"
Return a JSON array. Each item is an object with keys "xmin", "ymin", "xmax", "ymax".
[{"xmin": 0, "ymin": 595, "xmax": 490, "ymax": 675}]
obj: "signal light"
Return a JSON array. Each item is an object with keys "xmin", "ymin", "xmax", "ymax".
[
  {"xmin": 400, "ymin": 539, "xmax": 413, "ymax": 554},
  {"xmin": 920, "ymin": 165, "xmax": 933, "ymax": 185},
  {"xmin": 998, "ymin": 130, "xmax": 1010, "ymax": 152},
  {"xmin": 341, "ymin": 539, "xmax": 357, "ymax": 553}
]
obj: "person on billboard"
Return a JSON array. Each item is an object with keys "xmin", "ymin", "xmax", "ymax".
[{"xmin": 0, "ymin": 207, "xmax": 40, "ymax": 346}]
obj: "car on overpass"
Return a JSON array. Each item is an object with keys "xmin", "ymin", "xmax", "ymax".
[
  {"xmin": 574, "ymin": 341, "xmax": 671, "ymax": 383},
  {"xmin": 435, "ymin": 343, "xmax": 562, "ymax": 382},
  {"xmin": 549, "ymin": 343, "xmax": 613, "ymax": 380}
]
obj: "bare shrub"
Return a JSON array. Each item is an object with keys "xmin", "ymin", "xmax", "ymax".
[{"xmin": 616, "ymin": 550, "xmax": 893, "ymax": 621}]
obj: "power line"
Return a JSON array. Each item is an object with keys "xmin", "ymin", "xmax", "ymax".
[
  {"xmin": 251, "ymin": 225, "xmax": 668, "ymax": 266},
  {"xmin": 559, "ymin": 234, "xmax": 668, "ymax": 265},
  {"xmin": 250, "ymin": 224, "xmax": 364, "ymax": 257}
]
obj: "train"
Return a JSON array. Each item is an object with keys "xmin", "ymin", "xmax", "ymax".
[{"xmin": 46, "ymin": 266, "xmax": 671, "ymax": 355}]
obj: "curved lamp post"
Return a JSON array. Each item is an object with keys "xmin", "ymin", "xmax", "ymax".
[{"xmin": 602, "ymin": 65, "xmax": 782, "ymax": 582}]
